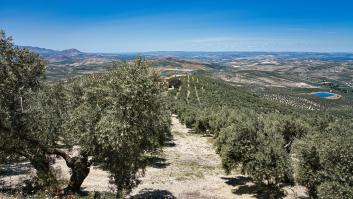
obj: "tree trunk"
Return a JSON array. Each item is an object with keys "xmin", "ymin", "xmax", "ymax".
[{"xmin": 66, "ymin": 156, "xmax": 91, "ymax": 193}]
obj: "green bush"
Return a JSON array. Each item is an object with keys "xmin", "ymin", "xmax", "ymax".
[
  {"xmin": 295, "ymin": 121, "xmax": 353, "ymax": 198},
  {"xmin": 167, "ymin": 77, "xmax": 182, "ymax": 89},
  {"xmin": 216, "ymin": 112, "xmax": 293, "ymax": 186}
]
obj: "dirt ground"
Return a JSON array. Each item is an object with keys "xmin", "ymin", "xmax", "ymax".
[
  {"xmin": 128, "ymin": 115, "xmax": 238, "ymax": 199},
  {"xmin": 1, "ymin": 115, "xmax": 308, "ymax": 198},
  {"xmin": 128, "ymin": 115, "xmax": 308, "ymax": 199}
]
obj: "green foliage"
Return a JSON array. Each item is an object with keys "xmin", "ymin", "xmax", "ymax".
[
  {"xmin": 295, "ymin": 120, "xmax": 353, "ymax": 199},
  {"xmin": 169, "ymin": 75, "xmax": 353, "ymax": 198},
  {"xmin": 215, "ymin": 112, "xmax": 294, "ymax": 186},
  {"xmin": 280, "ymin": 115, "xmax": 310, "ymax": 153},
  {"xmin": 167, "ymin": 76, "xmax": 318, "ymax": 193},
  {"xmin": 63, "ymin": 60, "xmax": 170, "ymax": 154},
  {"xmin": 193, "ymin": 111, "xmax": 210, "ymax": 134},
  {"xmin": 177, "ymin": 106, "xmax": 197, "ymax": 128},
  {"xmin": 170, "ymin": 75, "xmax": 284, "ymax": 114},
  {"xmin": 19, "ymin": 59, "xmax": 171, "ymax": 195},
  {"xmin": 1, "ymin": 31, "xmax": 170, "ymax": 197},
  {"xmin": 0, "ymin": 30, "xmax": 46, "ymax": 132},
  {"xmin": 168, "ymin": 75, "xmax": 310, "ymax": 137},
  {"xmin": 167, "ymin": 77, "xmax": 182, "ymax": 89},
  {"xmin": 0, "ymin": 31, "xmax": 52, "ymax": 186},
  {"xmin": 0, "ymin": 31, "xmax": 46, "ymax": 124},
  {"xmin": 62, "ymin": 61, "xmax": 171, "ymax": 196}
]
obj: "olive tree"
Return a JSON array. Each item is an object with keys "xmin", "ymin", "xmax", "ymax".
[
  {"xmin": 295, "ymin": 120, "xmax": 353, "ymax": 199},
  {"xmin": 0, "ymin": 30, "xmax": 56, "ymax": 187},
  {"xmin": 23, "ymin": 60, "xmax": 171, "ymax": 195},
  {"xmin": 215, "ymin": 112, "xmax": 302, "ymax": 187},
  {"xmin": 1, "ymin": 31, "xmax": 171, "ymax": 196},
  {"xmin": 58, "ymin": 60, "xmax": 171, "ymax": 195}
]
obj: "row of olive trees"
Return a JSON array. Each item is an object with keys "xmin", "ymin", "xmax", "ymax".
[
  {"xmin": 170, "ymin": 76, "xmax": 353, "ymax": 198},
  {"xmin": 214, "ymin": 110, "xmax": 353, "ymax": 198},
  {"xmin": 0, "ymin": 31, "xmax": 171, "ymax": 198},
  {"xmin": 215, "ymin": 111, "xmax": 307, "ymax": 190},
  {"xmin": 177, "ymin": 107, "xmax": 307, "ymax": 185}
]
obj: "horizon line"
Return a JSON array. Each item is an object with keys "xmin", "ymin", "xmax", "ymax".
[{"xmin": 20, "ymin": 45, "xmax": 353, "ymax": 55}]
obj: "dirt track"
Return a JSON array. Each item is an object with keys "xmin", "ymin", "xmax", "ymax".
[{"xmin": 128, "ymin": 115, "xmax": 239, "ymax": 199}]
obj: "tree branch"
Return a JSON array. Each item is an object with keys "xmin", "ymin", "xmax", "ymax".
[{"xmin": 0, "ymin": 125, "xmax": 74, "ymax": 167}]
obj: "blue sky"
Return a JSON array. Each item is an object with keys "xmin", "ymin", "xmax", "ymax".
[{"xmin": 1, "ymin": 0, "xmax": 353, "ymax": 52}]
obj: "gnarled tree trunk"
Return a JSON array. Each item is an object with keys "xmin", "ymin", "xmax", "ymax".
[{"xmin": 66, "ymin": 156, "xmax": 91, "ymax": 193}]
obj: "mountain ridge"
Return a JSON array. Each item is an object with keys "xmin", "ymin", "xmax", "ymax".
[
  {"xmin": 20, "ymin": 46, "xmax": 353, "ymax": 61},
  {"xmin": 20, "ymin": 46, "xmax": 83, "ymax": 57}
]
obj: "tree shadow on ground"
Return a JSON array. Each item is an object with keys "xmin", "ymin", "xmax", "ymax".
[
  {"xmin": 142, "ymin": 137, "xmax": 174, "ymax": 169},
  {"xmin": 0, "ymin": 162, "xmax": 35, "ymax": 196},
  {"xmin": 144, "ymin": 156, "xmax": 170, "ymax": 169},
  {"xmin": 222, "ymin": 176, "xmax": 251, "ymax": 186},
  {"xmin": 163, "ymin": 134, "xmax": 176, "ymax": 147},
  {"xmin": 178, "ymin": 190, "xmax": 219, "ymax": 199},
  {"xmin": 0, "ymin": 162, "xmax": 32, "ymax": 176},
  {"xmin": 163, "ymin": 140, "xmax": 176, "ymax": 147},
  {"xmin": 130, "ymin": 189, "xmax": 176, "ymax": 199},
  {"xmin": 222, "ymin": 176, "xmax": 286, "ymax": 199}
]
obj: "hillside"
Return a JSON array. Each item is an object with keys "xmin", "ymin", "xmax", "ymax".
[
  {"xmin": 21, "ymin": 46, "xmax": 353, "ymax": 94},
  {"xmin": 2, "ymin": 40, "xmax": 353, "ymax": 198}
]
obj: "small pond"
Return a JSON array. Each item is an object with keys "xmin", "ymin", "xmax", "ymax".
[{"xmin": 311, "ymin": 92, "xmax": 336, "ymax": 98}]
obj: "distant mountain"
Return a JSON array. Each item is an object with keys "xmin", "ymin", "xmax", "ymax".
[
  {"xmin": 20, "ymin": 46, "xmax": 136, "ymax": 60},
  {"xmin": 60, "ymin": 48, "xmax": 83, "ymax": 56},
  {"xmin": 18, "ymin": 46, "xmax": 137, "ymax": 80},
  {"xmin": 21, "ymin": 46, "xmax": 83, "ymax": 57},
  {"xmin": 21, "ymin": 46, "xmax": 59, "ymax": 56}
]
